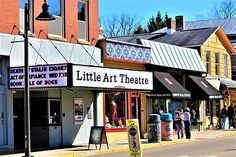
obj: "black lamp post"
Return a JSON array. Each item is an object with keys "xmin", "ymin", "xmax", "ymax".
[{"xmin": 23, "ymin": 1, "xmax": 55, "ymax": 157}]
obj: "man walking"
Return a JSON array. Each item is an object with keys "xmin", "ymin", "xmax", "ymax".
[
  {"xmin": 228, "ymin": 104, "xmax": 235, "ymax": 129},
  {"xmin": 221, "ymin": 105, "xmax": 228, "ymax": 129}
]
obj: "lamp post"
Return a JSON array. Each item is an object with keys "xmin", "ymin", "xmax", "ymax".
[{"xmin": 23, "ymin": 1, "xmax": 55, "ymax": 157}]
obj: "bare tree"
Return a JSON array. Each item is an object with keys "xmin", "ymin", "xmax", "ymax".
[
  {"xmin": 100, "ymin": 12, "xmax": 141, "ymax": 37},
  {"xmin": 211, "ymin": 0, "xmax": 236, "ymax": 19}
]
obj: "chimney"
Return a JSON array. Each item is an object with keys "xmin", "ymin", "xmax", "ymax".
[
  {"xmin": 99, "ymin": 27, "xmax": 105, "ymax": 39},
  {"xmin": 166, "ymin": 18, "xmax": 176, "ymax": 34},
  {"xmin": 175, "ymin": 16, "xmax": 185, "ymax": 31},
  {"xmin": 167, "ymin": 18, "xmax": 175, "ymax": 29}
]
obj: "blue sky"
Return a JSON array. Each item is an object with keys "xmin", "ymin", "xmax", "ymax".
[{"xmin": 99, "ymin": 0, "xmax": 223, "ymax": 24}]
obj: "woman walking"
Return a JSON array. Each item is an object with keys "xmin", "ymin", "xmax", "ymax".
[{"xmin": 174, "ymin": 111, "xmax": 184, "ymax": 139}]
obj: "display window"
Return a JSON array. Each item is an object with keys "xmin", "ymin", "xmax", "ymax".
[
  {"xmin": 151, "ymin": 98, "xmax": 166, "ymax": 114},
  {"xmin": 105, "ymin": 92, "xmax": 127, "ymax": 128}
]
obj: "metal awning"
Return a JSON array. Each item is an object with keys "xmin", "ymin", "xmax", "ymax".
[
  {"xmin": 148, "ymin": 72, "xmax": 191, "ymax": 99},
  {"xmin": 187, "ymin": 75, "xmax": 223, "ymax": 100},
  {"xmin": 220, "ymin": 79, "xmax": 236, "ymax": 89},
  {"xmin": 139, "ymin": 39, "xmax": 207, "ymax": 73}
]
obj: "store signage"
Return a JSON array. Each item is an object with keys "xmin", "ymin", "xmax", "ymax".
[
  {"xmin": 9, "ymin": 64, "xmax": 68, "ymax": 89},
  {"xmin": 72, "ymin": 65, "xmax": 153, "ymax": 90},
  {"xmin": 126, "ymin": 119, "xmax": 142, "ymax": 156}
]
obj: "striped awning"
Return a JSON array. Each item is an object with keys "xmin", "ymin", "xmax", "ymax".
[{"xmin": 139, "ymin": 39, "xmax": 206, "ymax": 73}]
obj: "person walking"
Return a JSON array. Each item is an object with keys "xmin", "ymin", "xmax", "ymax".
[
  {"xmin": 220, "ymin": 105, "xmax": 228, "ymax": 129},
  {"xmin": 183, "ymin": 107, "xmax": 191, "ymax": 139},
  {"xmin": 174, "ymin": 111, "xmax": 184, "ymax": 139},
  {"xmin": 228, "ymin": 104, "xmax": 235, "ymax": 129}
]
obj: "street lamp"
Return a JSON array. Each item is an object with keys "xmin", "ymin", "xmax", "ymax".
[{"xmin": 23, "ymin": 1, "xmax": 55, "ymax": 157}]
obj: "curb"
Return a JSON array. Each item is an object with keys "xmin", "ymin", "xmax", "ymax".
[{"xmin": 222, "ymin": 132, "xmax": 236, "ymax": 137}]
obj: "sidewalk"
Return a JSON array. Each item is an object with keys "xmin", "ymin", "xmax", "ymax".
[{"xmin": 1, "ymin": 130, "xmax": 236, "ymax": 157}]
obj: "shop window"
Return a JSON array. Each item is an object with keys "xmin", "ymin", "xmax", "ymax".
[
  {"xmin": 223, "ymin": 54, "xmax": 227, "ymax": 77},
  {"xmin": 215, "ymin": 53, "xmax": 219, "ymax": 76},
  {"xmin": 48, "ymin": 0, "xmax": 64, "ymax": 37},
  {"xmin": 31, "ymin": 99, "xmax": 61, "ymax": 125},
  {"xmin": 105, "ymin": 93, "xmax": 127, "ymax": 128},
  {"xmin": 187, "ymin": 100, "xmax": 200, "ymax": 120},
  {"xmin": 206, "ymin": 51, "xmax": 211, "ymax": 74},
  {"xmin": 168, "ymin": 100, "xmax": 184, "ymax": 117},
  {"xmin": 78, "ymin": 0, "xmax": 88, "ymax": 40},
  {"xmin": 151, "ymin": 98, "xmax": 166, "ymax": 114}
]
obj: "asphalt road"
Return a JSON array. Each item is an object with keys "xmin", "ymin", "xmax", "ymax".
[{"xmin": 90, "ymin": 136, "xmax": 236, "ymax": 157}]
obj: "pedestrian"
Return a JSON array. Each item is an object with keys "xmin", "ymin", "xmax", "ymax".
[
  {"xmin": 174, "ymin": 111, "xmax": 184, "ymax": 139},
  {"xmin": 220, "ymin": 105, "xmax": 228, "ymax": 129},
  {"xmin": 183, "ymin": 107, "xmax": 191, "ymax": 139},
  {"xmin": 228, "ymin": 104, "xmax": 235, "ymax": 129}
]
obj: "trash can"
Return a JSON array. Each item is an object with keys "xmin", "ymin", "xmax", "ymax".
[
  {"xmin": 161, "ymin": 113, "xmax": 173, "ymax": 141},
  {"xmin": 147, "ymin": 114, "xmax": 161, "ymax": 143}
]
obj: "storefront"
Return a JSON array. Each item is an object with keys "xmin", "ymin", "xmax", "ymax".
[
  {"xmin": 186, "ymin": 75, "xmax": 224, "ymax": 128},
  {"xmin": 98, "ymin": 38, "xmax": 152, "ymax": 138},
  {"xmin": 2, "ymin": 32, "xmax": 103, "ymax": 150},
  {"xmin": 9, "ymin": 64, "xmax": 100, "ymax": 149},
  {"xmin": 72, "ymin": 64, "xmax": 153, "ymax": 136},
  {"xmin": 147, "ymin": 71, "xmax": 191, "ymax": 116}
]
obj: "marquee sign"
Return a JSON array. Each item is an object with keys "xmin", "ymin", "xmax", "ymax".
[
  {"xmin": 72, "ymin": 65, "xmax": 153, "ymax": 90},
  {"xmin": 9, "ymin": 64, "xmax": 68, "ymax": 89}
]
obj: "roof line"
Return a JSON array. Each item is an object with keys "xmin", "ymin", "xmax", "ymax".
[{"xmin": 186, "ymin": 18, "xmax": 236, "ymax": 23}]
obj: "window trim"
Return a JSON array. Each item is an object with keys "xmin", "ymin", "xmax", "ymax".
[
  {"xmin": 78, "ymin": 0, "xmax": 89, "ymax": 41},
  {"xmin": 223, "ymin": 53, "xmax": 228, "ymax": 77},
  {"xmin": 206, "ymin": 50, "xmax": 211, "ymax": 75},
  {"xmin": 215, "ymin": 53, "xmax": 219, "ymax": 76}
]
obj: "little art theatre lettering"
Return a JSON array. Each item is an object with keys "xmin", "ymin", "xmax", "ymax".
[
  {"xmin": 73, "ymin": 65, "xmax": 153, "ymax": 90},
  {"xmin": 76, "ymin": 71, "xmax": 149, "ymax": 85},
  {"xmin": 9, "ymin": 64, "xmax": 68, "ymax": 89}
]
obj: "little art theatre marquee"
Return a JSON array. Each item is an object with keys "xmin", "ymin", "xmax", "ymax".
[{"xmin": 8, "ymin": 63, "xmax": 153, "ymax": 149}]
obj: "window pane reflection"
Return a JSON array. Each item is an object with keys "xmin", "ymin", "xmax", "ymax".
[{"xmin": 48, "ymin": 0, "xmax": 61, "ymax": 16}]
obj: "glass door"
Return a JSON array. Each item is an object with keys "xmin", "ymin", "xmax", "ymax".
[
  {"xmin": 48, "ymin": 99, "xmax": 62, "ymax": 147},
  {"xmin": 131, "ymin": 92, "xmax": 140, "ymax": 119},
  {"xmin": 131, "ymin": 97, "xmax": 139, "ymax": 119},
  {"xmin": 48, "ymin": 100, "xmax": 61, "ymax": 124}
]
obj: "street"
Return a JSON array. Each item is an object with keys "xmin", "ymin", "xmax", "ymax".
[{"xmin": 90, "ymin": 136, "xmax": 236, "ymax": 157}]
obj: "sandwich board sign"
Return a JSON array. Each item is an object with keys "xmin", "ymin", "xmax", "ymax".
[
  {"xmin": 88, "ymin": 126, "xmax": 109, "ymax": 150},
  {"xmin": 126, "ymin": 119, "xmax": 142, "ymax": 156}
]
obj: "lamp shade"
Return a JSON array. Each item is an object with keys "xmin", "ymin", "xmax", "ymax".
[{"xmin": 36, "ymin": 0, "xmax": 55, "ymax": 21}]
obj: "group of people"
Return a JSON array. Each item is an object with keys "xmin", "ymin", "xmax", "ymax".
[
  {"xmin": 220, "ymin": 103, "xmax": 236, "ymax": 129},
  {"xmin": 174, "ymin": 107, "xmax": 192, "ymax": 139}
]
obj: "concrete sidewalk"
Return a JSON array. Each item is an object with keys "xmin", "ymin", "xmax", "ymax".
[{"xmin": 1, "ymin": 130, "xmax": 236, "ymax": 157}]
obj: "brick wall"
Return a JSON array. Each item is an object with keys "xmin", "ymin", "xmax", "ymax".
[
  {"xmin": 0, "ymin": 0, "xmax": 99, "ymax": 45},
  {"xmin": 89, "ymin": 0, "xmax": 99, "ymax": 44},
  {"xmin": 0, "ymin": 0, "xmax": 19, "ymax": 35}
]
